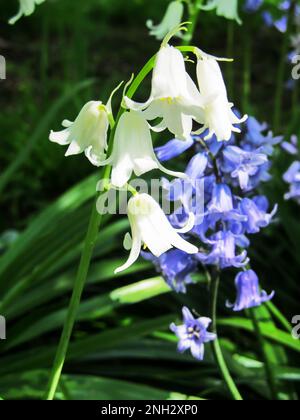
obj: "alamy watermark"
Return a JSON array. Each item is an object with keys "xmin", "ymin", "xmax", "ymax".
[
  {"xmin": 292, "ymin": 54, "xmax": 300, "ymax": 80},
  {"xmin": 0, "ymin": 315, "xmax": 6, "ymax": 340},
  {"xmin": 0, "ymin": 55, "xmax": 6, "ymax": 80},
  {"xmin": 292, "ymin": 315, "xmax": 300, "ymax": 340},
  {"xmin": 96, "ymin": 178, "xmax": 205, "ymax": 227}
]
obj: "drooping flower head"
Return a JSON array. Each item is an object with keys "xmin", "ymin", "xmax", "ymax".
[
  {"xmin": 99, "ymin": 111, "xmax": 185, "ymax": 187},
  {"xmin": 125, "ymin": 43, "xmax": 204, "ymax": 140},
  {"xmin": 195, "ymin": 54, "xmax": 247, "ymax": 141},
  {"xmin": 9, "ymin": 0, "xmax": 46, "ymax": 25},
  {"xmin": 201, "ymin": 0, "xmax": 242, "ymax": 25},
  {"xmin": 239, "ymin": 196, "xmax": 277, "ymax": 234},
  {"xmin": 142, "ymin": 249, "xmax": 197, "ymax": 293},
  {"xmin": 49, "ymin": 101, "xmax": 111, "ymax": 166},
  {"xmin": 197, "ymin": 230, "xmax": 249, "ymax": 269},
  {"xmin": 115, "ymin": 193, "xmax": 198, "ymax": 273},
  {"xmin": 227, "ymin": 270, "xmax": 274, "ymax": 311},
  {"xmin": 146, "ymin": 1, "xmax": 184, "ymax": 41},
  {"xmin": 170, "ymin": 307, "xmax": 216, "ymax": 360}
]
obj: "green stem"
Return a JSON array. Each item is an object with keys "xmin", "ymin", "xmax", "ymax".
[
  {"xmin": 248, "ymin": 308, "xmax": 278, "ymax": 400},
  {"xmin": 273, "ymin": 0, "xmax": 296, "ymax": 132},
  {"xmin": 45, "ymin": 197, "xmax": 104, "ymax": 400},
  {"xmin": 210, "ymin": 271, "xmax": 243, "ymax": 400},
  {"xmin": 181, "ymin": 0, "xmax": 203, "ymax": 45},
  {"xmin": 44, "ymin": 54, "xmax": 160, "ymax": 400}
]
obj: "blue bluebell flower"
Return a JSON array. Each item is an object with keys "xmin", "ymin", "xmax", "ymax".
[
  {"xmin": 162, "ymin": 152, "xmax": 208, "ymax": 228},
  {"xmin": 155, "ymin": 136, "xmax": 195, "ymax": 162},
  {"xmin": 170, "ymin": 307, "xmax": 216, "ymax": 360},
  {"xmin": 197, "ymin": 230, "xmax": 249, "ymax": 269},
  {"xmin": 185, "ymin": 152, "xmax": 208, "ymax": 186},
  {"xmin": 148, "ymin": 113, "xmax": 278, "ymax": 313},
  {"xmin": 282, "ymin": 135, "xmax": 298, "ymax": 156},
  {"xmin": 142, "ymin": 249, "xmax": 197, "ymax": 293},
  {"xmin": 207, "ymin": 183, "xmax": 233, "ymax": 214},
  {"xmin": 206, "ymin": 183, "xmax": 247, "ymax": 225},
  {"xmin": 280, "ymin": 0, "xmax": 300, "ymax": 14},
  {"xmin": 283, "ymin": 161, "xmax": 300, "ymax": 183},
  {"xmin": 227, "ymin": 270, "xmax": 274, "ymax": 311},
  {"xmin": 274, "ymin": 15, "xmax": 288, "ymax": 33},
  {"xmin": 242, "ymin": 116, "xmax": 282, "ymax": 155},
  {"xmin": 240, "ymin": 196, "xmax": 278, "ymax": 234},
  {"xmin": 262, "ymin": 12, "xmax": 287, "ymax": 33},
  {"xmin": 222, "ymin": 145, "xmax": 268, "ymax": 190},
  {"xmin": 244, "ymin": 0, "xmax": 263, "ymax": 13},
  {"xmin": 262, "ymin": 11, "xmax": 275, "ymax": 28},
  {"xmin": 283, "ymin": 161, "xmax": 300, "ymax": 203}
]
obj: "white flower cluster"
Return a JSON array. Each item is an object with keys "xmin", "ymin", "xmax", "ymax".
[{"xmin": 49, "ymin": 27, "xmax": 247, "ymax": 273}]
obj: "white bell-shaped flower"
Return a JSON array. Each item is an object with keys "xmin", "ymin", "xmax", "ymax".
[
  {"xmin": 125, "ymin": 44, "xmax": 204, "ymax": 140},
  {"xmin": 146, "ymin": 1, "xmax": 184, "ymax": 41},
  {"xmin": 49, "ymin": 101, "xmax": 110, "ymax": 166},
  {"xmin": 9, "ymin": 0, "xmax": 46, "ymax": 25},
  {"xmin": 201, "ymin": 0, "xmax": 241, "ymax": 25},
  {"xmin": 99, "ymin": 110, "xmax": 185, "ymax": 188},
  {"xmin": 115, "ymin": 193, "xmax": 198, "ymax": 273},
  {"xmin": 195, "ymin": 54, "xmax": 247, "ymax": 141}
]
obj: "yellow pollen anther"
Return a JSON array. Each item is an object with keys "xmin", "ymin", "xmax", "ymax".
[{"xmin": 160, "ymin": 97, "xmax": 173, "ymax": 104}]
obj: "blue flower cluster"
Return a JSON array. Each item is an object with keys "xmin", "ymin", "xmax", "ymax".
[
  {"xmin": 282, "ymin": 135, "xmax": 300, "ymax": 204},
  {"xmin": 245, "ymin": 0, "xmax": 300, "ymax": 33},
  {"xmin": 268, "ymin": 1, "xmax": 300, "ymax": 33},
  {"xmin": 146, "ymin": 115, "xmax": 279, "ymax": 360},
  {"xmin": 244, "ymin": 1, "xmax": 300, "ymax": 90}
]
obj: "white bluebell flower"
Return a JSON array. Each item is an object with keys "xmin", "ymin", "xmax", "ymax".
[
  {"xmin": 49, "ymin": 101, "xmax": 111, "ymax": 167},
  {"xmin": 195, "ymin": 55, "xmax": 247, "ymax": 141},
  {"xmin": 115, "ymin": 193, "xmax": 198, "ymax": 274},
  {"xmin": 124, "ymin": 44, "xmax": 205, "ymax": 140},
  {"xmin": 201, "ymin": 0, "xmax": 242, "ymax": 25},
  {"xmin": 146, "ymin": 1, "xmax": 184, "ymax": 41},
  {"xmin": 99, "ymin": 110, "xmax": 185, "ymax": 187},
  {"xmin": 9, "ymin": 0, "xmax": 46, "ymax": 25}
]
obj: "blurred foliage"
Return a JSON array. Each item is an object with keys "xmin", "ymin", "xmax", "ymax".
[{"xmin": 0, "ymin": 0, "xmax": 300, "ymax": 400}]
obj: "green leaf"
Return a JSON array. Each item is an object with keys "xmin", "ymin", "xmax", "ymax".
[
  {"xmin": 0, "ymin": 315, "xmax": 175, "ymax": 376},
  {"xmin": 0, "ymin": 80, "xmax": 94, "ymax": 195},
  {"xmin": 219, "ymin": 317, "xmax": 300, "ymax": 353},
  {"xmin": 2, "ymin": 277, "xmax": 174, "ymax": 350},
  {"xmin": 0, "ymin": 370, "xmax": 202, "ymax": 400}
]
